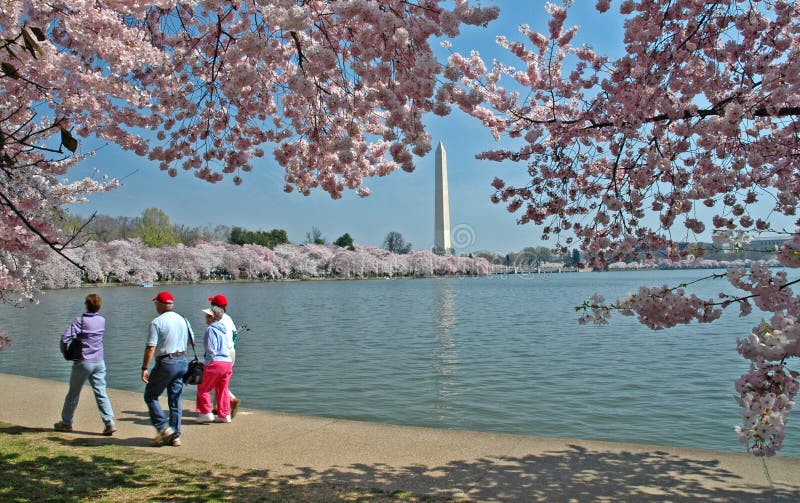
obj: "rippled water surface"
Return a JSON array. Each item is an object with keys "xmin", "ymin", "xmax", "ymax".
[{"xmin": 1, "ymin": 269, "xmax": 798, "ymax": 457}]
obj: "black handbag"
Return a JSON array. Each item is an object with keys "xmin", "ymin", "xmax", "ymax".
[
  {"xmin": 63, "ymin": 336, "xmax": 82, "ymax": 361},
  {"xmin": 61, "ymin": 316, "xmax": 83, "ymax": 361},
  {"xmin": 184, "ymin": 357, "xmax": 205, "ymax": 385},
  {"xmin": 182, "ymin": 318, "xmax": 204, "ymax": 385}
]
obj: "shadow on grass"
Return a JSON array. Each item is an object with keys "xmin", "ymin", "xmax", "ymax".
[
  {"xmin": 0, "ymin": 425, "xmax": 436, "ymax": 502},
  {"xmin": 2, "ymin": 425, "xmax": 798, "ymax": 502}
]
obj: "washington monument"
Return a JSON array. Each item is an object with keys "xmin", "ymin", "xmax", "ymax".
[{"xmin": 434, "ymin": 141, "xmax": 453, "ymax": 255}]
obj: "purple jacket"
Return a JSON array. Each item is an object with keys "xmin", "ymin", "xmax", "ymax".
[{"xmin": 61, "ymin": 312, "xmax": 106, "ymax": 362}]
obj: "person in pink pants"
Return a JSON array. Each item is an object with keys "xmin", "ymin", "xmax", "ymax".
[{"xmin": 195, "ymin": 305, "xmax": 233, "ymax": 423}]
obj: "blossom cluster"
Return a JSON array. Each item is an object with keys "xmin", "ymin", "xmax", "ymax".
[
  {"xmin": 734, "ymin": 361, "xmax": 799, "ymax": 456},
  {"xmin": 738, "ymin": 316, "xmax": 800, "ymax": 362},
  {"xmin": 3, "ymin": 0, "xmax": 499, "ymax": 200},
  {"xmin": 581, "ymin": 286, "xmax": 723, "ymax": 330},
  {"xmin": 733, "ymin": 303, "xmax": 800, "ymax": 456}
]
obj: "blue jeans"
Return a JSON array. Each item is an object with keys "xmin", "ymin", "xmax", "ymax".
[
  {"xmin": 61, "ymin": 360, "xmax": 115, "ymax": 426},
  {"xmin": 144, "ymin": 355, "xmax": 188, "ymax": 436}
]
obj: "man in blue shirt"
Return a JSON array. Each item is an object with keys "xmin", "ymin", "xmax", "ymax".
[{"xmin": 141, "ymin": 291, "xmax": 194, "ymax": 447}]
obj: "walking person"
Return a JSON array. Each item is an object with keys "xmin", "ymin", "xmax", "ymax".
[
  {"xmin": 208, "ymin": 294, "xmax": 240, "ymax": 418},
  {"xmin": 141, "ymin": 291, "xmax": 193, "ymax": 447},
  {"xmin": 196, "ymin": 305, "xmax": 234, "ymax": 423},
  {"xmin": 54, "ymin": 293, "xmax": 116, "ymax": 435}
]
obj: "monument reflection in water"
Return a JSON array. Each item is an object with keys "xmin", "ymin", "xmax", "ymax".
[{"xmin": 433, "ymin": 283, "xmax": 457, "ymax": 420}]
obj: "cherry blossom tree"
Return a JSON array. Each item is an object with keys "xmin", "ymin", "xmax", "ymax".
[
  {"xmin": 96, "ymin": 239, "xmax": 156, "ymax": 285},
  {"xmin": 0, "ymin": 0, "xmax": 500, "ymax": 298},
  {"xmin": 152, "ymin": 244, "xmax": 200, "ymax": 281},
  {"xmin": 35, "ymin": 248, "xmax": 83, "ymax": 289},
  {"xmin": 221, "ymin": 243, "xmax": 280, "ymax": 280},
  {"xmin": 302, "ymin": 244, "xmax": 337, "ymax": 276},
  {"xmin": 408, "ymin": 250, "xmax": 437, "ymax": 276},
  {"xmin": 242, "ymin": 243, "xmax": 281, "ymax": 279},
  {"xmin": 70, "ymin": 242, "xmax": 107, "ymax": 283},
  {"xmin": 271, "ymin": 244, "xmax": 314, "ymax": 278},
  {"xmin": 442, "ymin": 0, "xmax": 800, "ymax": 456},
  {"xmin": 193, "ymin": 242, "xmax": 226, "ymax": 279},
  {"xmin": 358, "ymin": 244, "xmax": 408, "ymax": 276},
  {"xmin": 330, "ymin": 248, "xmax": 359, "ymax": 278}
]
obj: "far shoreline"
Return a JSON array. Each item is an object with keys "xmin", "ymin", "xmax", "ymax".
[
  {"xmin": 60, "ymin": 262, "xmax": 785, "ymax": 292},
  {"xmin": 61, "ymin": 273, "xmax": 487, "ymax": 291}
]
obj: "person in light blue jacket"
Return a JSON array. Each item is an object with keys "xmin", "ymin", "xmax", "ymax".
[{"xmin": 195, "ymin": 305, "xmax": 233, "ymax": 423}]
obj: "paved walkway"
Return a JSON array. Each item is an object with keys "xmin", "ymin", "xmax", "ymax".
[{"xmin": 1, "ymin": 372, "xmax": 799, "ymax": 502}]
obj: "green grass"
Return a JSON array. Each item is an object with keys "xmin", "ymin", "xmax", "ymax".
[{"xmin": 0, "ymin": 423, "xmax": 453, "ymax": 502}]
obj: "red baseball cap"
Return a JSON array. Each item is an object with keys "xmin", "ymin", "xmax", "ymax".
[
  {"xmin": 208, "ymin": 294, "xmax": 228, "ymax": 307},
  {"xmin": 152, "ymin": 291, "xmax": 174, "ymax": 304}
]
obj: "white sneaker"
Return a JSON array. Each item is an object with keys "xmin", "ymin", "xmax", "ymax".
[
  {"xmin": 152, "ymin": 426, "xmax": 175, "ymax": 445},
  {"xmin": 214, "ymin": 415, "xmax": 231, "ymax": 423},
  {"xmin": 171, "ymin": 436, "xmax": 182, "ymax": 447},
  {"xmin": 197, "ymin": 413, "xmax": 215, "ymax": 423}
]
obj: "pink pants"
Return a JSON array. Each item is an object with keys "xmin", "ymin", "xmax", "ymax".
[{"xmin": 196, "ymin": 361, "xmax": 233, "ymax": 417}]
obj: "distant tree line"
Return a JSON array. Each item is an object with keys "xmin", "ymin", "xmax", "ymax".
[
  {"xmin": 61, "ymin": 208, "xmax": 231, "ymax": 247},
  {"xmin": 64, "ymin": 209, "xmax": 421, "ymax": 256}
]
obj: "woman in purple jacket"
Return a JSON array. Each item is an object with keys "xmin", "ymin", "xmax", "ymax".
[{"xmin": 54, "ymin": 293, "xmax": 116, "ymax": 435}]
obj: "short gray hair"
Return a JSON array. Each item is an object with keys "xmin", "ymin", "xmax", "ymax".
[{"xmin": 209, "ymin": 304, "xmax": 224, "ymax": 321}]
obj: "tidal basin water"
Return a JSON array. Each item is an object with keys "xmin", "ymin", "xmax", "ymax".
[{"xmin": 1, "ymin": 269, "xmax": 798, "ymax": 458}]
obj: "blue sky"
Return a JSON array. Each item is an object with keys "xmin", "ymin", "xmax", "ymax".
[{"xmin": 67, "ymin": 2, "xmax": 625, "ymax": 255}]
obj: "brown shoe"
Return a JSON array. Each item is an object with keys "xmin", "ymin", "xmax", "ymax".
[
  {"xmin": 230, "ymin": 397, "xmax": 239, "ymax": 419},
  {"xmin": 102, "ymin": 423, "xmax": 117, "ymax": 436},
  {"xmin": 53, "ymin": 421, "xmax": 72, "ymax": 432}
]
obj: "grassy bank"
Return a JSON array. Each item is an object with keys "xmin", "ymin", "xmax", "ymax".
[{"xmin": 0, "ymin": 423, "xmax": 452, "ymax": 502}]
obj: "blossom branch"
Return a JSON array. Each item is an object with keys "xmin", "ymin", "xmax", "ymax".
[{"xmin": 0, "ymin": 186, "xmax": 83, "ymax": 271}]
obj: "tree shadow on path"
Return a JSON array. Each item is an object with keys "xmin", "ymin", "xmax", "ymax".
[{"xmin": 291, "ymin": 444, "xmax": 799, "ymax": 502}]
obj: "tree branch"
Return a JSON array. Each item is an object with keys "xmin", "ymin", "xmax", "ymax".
[{"xmin": 0, "ymin": 189, "xmax": 84, "ymax": 271}]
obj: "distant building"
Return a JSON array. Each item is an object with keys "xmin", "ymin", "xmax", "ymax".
[
  {"xmin": 714, "ymin": 235, "xmax": 788, "ymax": 253},
  {"xmin": 750, "ymin": 236, "xmax": 789, "ymax": 251}
]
